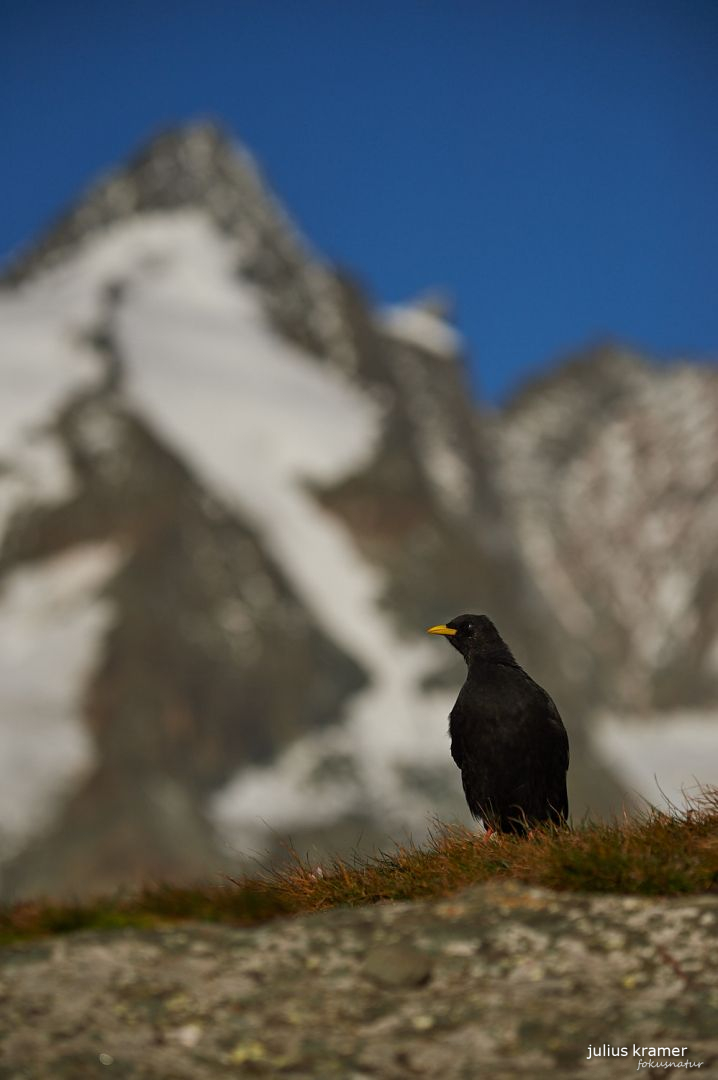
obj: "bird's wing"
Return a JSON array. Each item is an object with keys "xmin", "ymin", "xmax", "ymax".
[
  {"xmin": 449, "ymin": 691, "xmax": 500, "ymax": 824},
  {"xmin": 532, "ymin": 685, "xmax": 570, "ymax": 821},
  {"xmin": 488, "ymin": 672, "xmax": 570, "ymax": 826}
]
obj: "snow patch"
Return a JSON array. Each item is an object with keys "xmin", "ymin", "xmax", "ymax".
[
  {"xmin": 0, "ymin": 433, "xmax": 75, "ymax": 542},
  {"xmin": 0, "ymin": 278, "xmax": 105, "ymax": 538},
  {"xmin": 389, "ymin": 342, "xmax": 474, "ymax": 517},
  {"xmin": 413, "ymin": 413, "xmax": 474, "ymax": 517},
  {"xmin": 592, "ymin": 709, "xmax": 718, "ymax": 811},
  {"xmin": 0, "ymin": 543, "xmax": 122, "ymax": 861},
  {"xmin": 381, "ymin": 304, "xmax": 461, "ymax": 358},
  {"xmin": 211, "ymin": 671, "xmax": 458, "ymax": 845},
  {"xmin": 0, "ymin": 285, "xmax": 99, "ymax": 456}
]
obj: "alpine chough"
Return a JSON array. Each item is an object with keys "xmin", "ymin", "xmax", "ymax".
[{"xmin": 427, "ymin": 614, "xmax": 569, "ymax": 834}]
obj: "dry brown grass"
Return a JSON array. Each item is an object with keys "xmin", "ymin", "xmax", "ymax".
[
  {"xmin": 2, "ymin": 788, "xmax": 717, "ymax": 945},
  {"xmin": 267, "ymin": 787, "xmax": 718, "ymax": 912}
]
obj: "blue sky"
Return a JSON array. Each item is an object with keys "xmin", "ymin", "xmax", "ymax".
[{"xmin": 2, "ymin": 0, "xmax": 717, "ymax": 402}]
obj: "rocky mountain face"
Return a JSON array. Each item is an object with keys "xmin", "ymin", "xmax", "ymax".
[
  {"xmin": 496, "ymin": 349, "xmax": 718, "ymax": 803},
  {"xmin": 0, "ymin": 124, "xmax": 714, "ymax": 900}
]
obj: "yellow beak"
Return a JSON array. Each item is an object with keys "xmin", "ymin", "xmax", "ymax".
[{"xmin": 426, "ymin": 624, "xmax": 457, "ymax": 636}]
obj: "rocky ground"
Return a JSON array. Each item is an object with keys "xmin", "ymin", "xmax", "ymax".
[{"xmin": 1, "ymin": 881, "xmax": 717, "ymax": 1079}]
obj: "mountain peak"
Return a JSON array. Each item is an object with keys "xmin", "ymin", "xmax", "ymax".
[
  {"xmin": 503, "ymin": 340, "xmax": 651, "ymax": 416},
  {"xmin": 115, "ymin": 119, "xmax": 266, "ymax": 214},
  {"xmin": 3, "ymin": 120, "xmax": 303, "ymax": 287}
]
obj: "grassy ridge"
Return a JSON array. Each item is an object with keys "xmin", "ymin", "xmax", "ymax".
[{"xmin": 2, "ymin": 790, "xmax": 717, "ymax": 945}]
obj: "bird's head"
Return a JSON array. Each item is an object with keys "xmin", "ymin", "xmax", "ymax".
[{"xmin": 426, "ymin": 613, "xmax": 516, "ymax": 666}]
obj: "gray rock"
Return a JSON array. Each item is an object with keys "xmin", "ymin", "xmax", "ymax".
[{"xmin": 1, "ymin": 881, "xmax": 716, "ymax": 1078}]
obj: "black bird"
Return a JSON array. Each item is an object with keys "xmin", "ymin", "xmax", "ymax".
[{"xmin": 427, "ymin": 614, "xmax": 569, "ymax": 835}]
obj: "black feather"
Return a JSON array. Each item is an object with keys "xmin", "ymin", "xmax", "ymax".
[{"xmin": 436, "ymin": 614, "xmax": 569, "ymax": 834}]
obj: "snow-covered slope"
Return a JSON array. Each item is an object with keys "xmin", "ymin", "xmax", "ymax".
[
  {"xmin": 0, "ymin": 241, "xmax": 123, "ymax": 869},
  {"xmin": 0, "ymin": 545, "xmax": 120, "ymax": 860}
]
